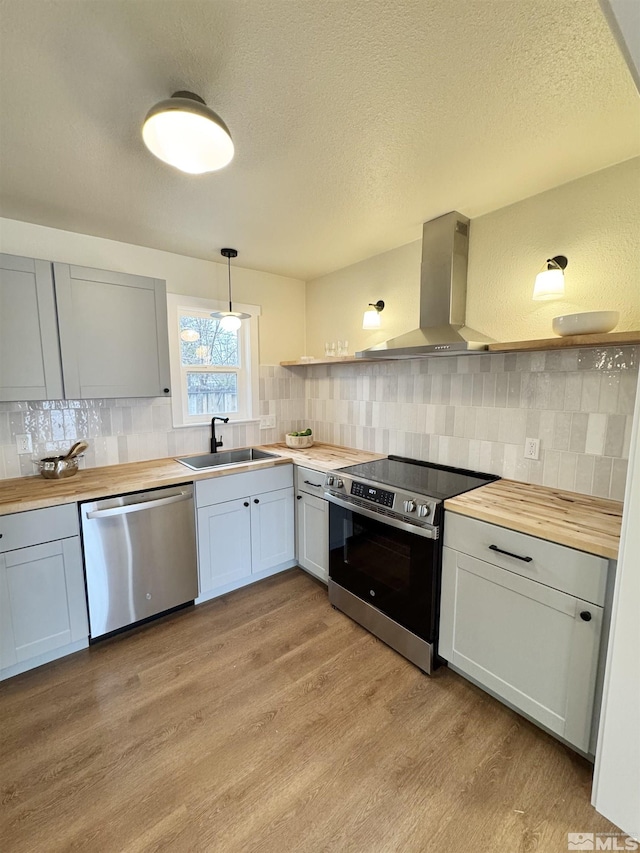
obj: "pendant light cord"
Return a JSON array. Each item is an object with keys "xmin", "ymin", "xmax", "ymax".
[{"xmin": 227, "ymin": 255, "xmax": 233, "ymax": 311}]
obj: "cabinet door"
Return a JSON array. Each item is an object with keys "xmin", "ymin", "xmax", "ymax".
[
  {"xmin": 440, "ymin": 546, "xmax": 603, "ymax": 753},
  {"xmin": 197, "ymin": 499, "xmax": 252, "ymax": 593},
  {"xmin": 296, "ymin": 492, "xmax": 328, "ymax": 582},
  {"xmin": 0, "ymin": 253, "xmax": 63, "ymax": 401},
  {"xmin": 0, "ymin": 537, "xmax": 88, "ymax": 666},
  {"xmin": 251, "ymin": 487, "xmax": 295, "ymax": 574},
  {"xmin": 53, "ymin": 263, "xmax": 171, "ymax": 399}
]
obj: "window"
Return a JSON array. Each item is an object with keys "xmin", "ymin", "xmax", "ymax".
[{"xmin": 167, "ymin": 293, "xmax": 259, "ymax": 426}]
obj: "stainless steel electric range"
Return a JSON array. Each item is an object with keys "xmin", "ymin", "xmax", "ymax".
[{"xmin": 324, "ymin": 455, "xmax": 498, "ymax": 674}]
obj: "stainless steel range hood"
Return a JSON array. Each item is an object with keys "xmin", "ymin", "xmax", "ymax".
[{"xmin": 356, "ymin": 211, "xmax": 492, "ymax": 358}]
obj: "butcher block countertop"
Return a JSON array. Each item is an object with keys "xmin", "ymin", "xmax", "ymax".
[
  {"xmin": 258, "ymin": 442, "xmax": 384, "ymax": 471},
  {"xmin": 444, "ymin": 479, "xmax": 623, "ymax": 560},
  {"xmin": 0, "ymin": 443, "xmax": 382, "ymax": 516}
]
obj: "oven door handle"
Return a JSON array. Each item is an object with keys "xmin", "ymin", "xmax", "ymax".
[{"xmin": 325, "ymin": 492, "xmax": 439, "ymax": 540}]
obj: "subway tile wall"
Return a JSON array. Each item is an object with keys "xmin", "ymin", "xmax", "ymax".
[
  {"xmin": 0, "ymin": 366, "xmax": 306, "ymax": 479},
  {"xmin": 300, "ymin": 346, "xmax": 638, "ymax": 501},
  {"xmin": 1, "ymin": 352, "xmax": 636, "ymax": 501}
]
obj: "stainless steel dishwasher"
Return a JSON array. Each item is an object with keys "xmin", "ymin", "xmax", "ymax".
[{"xmin": 81, "ymin": 484, "xmax": 198, "ymax": 639}]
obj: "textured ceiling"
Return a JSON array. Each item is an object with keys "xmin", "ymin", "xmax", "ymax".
[{"xmin": 0, "ymin": 0, "xmax": 638, "ymax": 280}]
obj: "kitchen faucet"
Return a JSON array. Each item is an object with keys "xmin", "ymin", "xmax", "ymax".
[{"xmin": 211, "ymin": 417, "xmax": 229, "ymax": 453}]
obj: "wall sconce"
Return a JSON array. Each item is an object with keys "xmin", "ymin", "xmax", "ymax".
[
  {"xmin": 532, "ymin": 255, "xmax": 568, "ymax": 301},
  {"xmin": 363, "ymin": 300, "xmax": 385, "ymax": 329}
]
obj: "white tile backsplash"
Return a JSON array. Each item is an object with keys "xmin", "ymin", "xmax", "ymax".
[
  {"xmin": 2, "ymin": 347, "xmax": 636, "ymax": 500},
  {"xmin": 0, "ymin": 365, "xmax": 306, "ymax": 478},
  {"xmin": 298, "ymin": 345, "xmax": 637, "ymax": 500}
]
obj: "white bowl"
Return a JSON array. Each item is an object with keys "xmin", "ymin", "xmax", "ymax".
[
  {"xmin": 552, "ymin": 311, "xmax": 619, "ymax": 337},
  {"xmin": 285, "ymin": 434, "xmax": 314, "ymax": 449}
]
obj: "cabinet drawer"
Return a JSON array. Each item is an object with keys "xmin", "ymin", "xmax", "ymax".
[
  {"xmin": 444, "ymin": 512, "xmax": 607, "ymax": 606},
  {"xmin": 296, "ymin": 466, "xmax": 326, "ymax": 497},
  {"xmin": 0, "ymin": 504, "xmax": 79, "ymax": 553},
  {"xmin": 196, "ymin": 464, "xmax": 293, "ymax": 507}
]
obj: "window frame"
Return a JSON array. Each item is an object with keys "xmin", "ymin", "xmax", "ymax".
[{"xmin": 167, "ymin": 293, "xmax": 260, "ymax": 428}]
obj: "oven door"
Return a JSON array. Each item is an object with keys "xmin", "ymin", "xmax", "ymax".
[{"xmin": 328, "ymin": 497, "xmax": 441, "ymax": 642}]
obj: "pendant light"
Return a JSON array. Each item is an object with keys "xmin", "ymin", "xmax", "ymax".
[
  {"xmin": 142, "ymin": 91, "xmax": 234, "ymax": 174},
  {"xmin": 211, "ymin": 248, "xmax": 250, "ymax": 331},
  {"xmin": 532, "ymin": 255, "xmax": 568, "ymax": 301}
]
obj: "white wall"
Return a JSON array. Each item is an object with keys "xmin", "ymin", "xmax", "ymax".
[
  {"xmin": 468, "ymin": 157, "xmax": 640, "ymax": 344},
  {"xmin": 305, "ymin": 158, "xmax": 640, "ymax": 357},
  {"xmin": 0, "ymin": 218, "xmax": 306, "ymax": 364},
  {"xmin": 599, "ymin": 0, "xmax": 640, "ymax": 92},
  {"xmin": 593, "ymin": 370, "xmax": 640, "ymax": 839},
  {"xmin": 305, "ymin": 239, "xmax": 422, "ymax": 358}
]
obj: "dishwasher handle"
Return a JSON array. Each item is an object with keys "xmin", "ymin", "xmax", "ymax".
[{"xmin": 85, "ymin": 491, "xmax": 192, "ymax": 520}]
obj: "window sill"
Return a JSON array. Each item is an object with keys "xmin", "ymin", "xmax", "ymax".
[{"xmin": 171, "ymin": 418, "xmax": 261, "ymax": 430}]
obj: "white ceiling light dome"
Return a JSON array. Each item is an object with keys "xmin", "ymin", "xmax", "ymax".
[{"xmin": 142, "ymin": 91, "xmax": 234, "ymax": 174}]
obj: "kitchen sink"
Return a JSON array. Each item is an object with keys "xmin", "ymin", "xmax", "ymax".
[{"xmin": 176, "ymin": 448, "xmax": 279, "ymax": 471}]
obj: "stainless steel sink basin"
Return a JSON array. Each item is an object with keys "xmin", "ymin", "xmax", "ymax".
[{"xmin": 176, "ymin": 448, "xmax": 278, "ymax": 471}]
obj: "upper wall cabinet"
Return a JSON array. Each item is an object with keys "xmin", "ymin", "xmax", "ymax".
[
  {"xmin": 0, "ymin": 253, "xmax": 64, "ymax": 401},
  {"xmin": 53, "ymin": 264, "xmax": 171, "ymax": 399}
]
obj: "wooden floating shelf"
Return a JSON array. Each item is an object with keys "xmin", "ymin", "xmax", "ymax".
[
  {"xmin": 488, "ymin": 330, "xmax": 640, "ymax": 353},
  {"xmin": 280, "ymin": 356, "xmax": 378, "ymax": 366},
  {"xmin": 280, "ymin": 331, "xmax": 640, "ymax": 366}
]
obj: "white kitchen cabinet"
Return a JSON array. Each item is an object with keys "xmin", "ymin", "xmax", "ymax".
[
  {"xmin": 195, "ymin": 465, "xmax": 296, "ymax": 602},
  {"xmin": 251, "ymin": 487, "xmax": 295, "ymax": 573},
  {"xmin": 295, "ymin": 466, "xmax": 329, "ymax": 583},
  {"xmin": 0, "ymin": 253, "xmax": 64, "ymax": 401},
  {"xmin": 53, "ymin": 263, "xmax": 171, "ymax": 399},
  {"xmin": 197, "ymin": 498, "xmax": 253, "ymax": 592},
  {"xmin": 440, "ymin": 512, "xmax": 608, "ymax": 754},
  {"xmin": 0, "ymin": 504, "xmax": 89, "ymax": 680}
]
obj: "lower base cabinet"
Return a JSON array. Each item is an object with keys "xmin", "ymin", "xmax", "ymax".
[
  {"xmin": 0, "ymin": 504, "xmax": 89, "ymax": 680},
  {"xmin": 296, "ymin": 491, "xmax": 328, "ymax": 582},
  {"xmin": 196, "ymin": 465, "xmax": 296, "ymax": 600},
  {"xmin": 294, "ymin": 465, "xmax": 329, "ymax": 583},
  {"xmin": 440, "ymin": 512, "xmax": 609, "ymax": 755}
]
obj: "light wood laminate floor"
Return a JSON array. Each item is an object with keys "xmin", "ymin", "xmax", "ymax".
[{"xmin": 0, "ymin": 569, "xmax": 619, "ymax": 852}]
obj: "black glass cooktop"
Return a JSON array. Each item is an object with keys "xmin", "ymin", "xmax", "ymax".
[{"xmin": 338, "ymin": 455, "xmax": 499, "ymax": 501}]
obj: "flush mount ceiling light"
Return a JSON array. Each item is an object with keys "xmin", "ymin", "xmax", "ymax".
[
  {"xmin": 532, "ymin": 255, "xmax": 568, "ymax": 301},
  {"xmin": 142, "ymin": 91, "xmax": 234, "ymax": 174},
  {"xmin": 180, "ymin": 329, "xmax": 200, "ymax": 342},
  {"xmin": 211, "ymin": 248, "xmax": 250, "ymax": 332},
  {"xmin": 362, "ymin": 300, "xmax": 385, "ymax": 329}
]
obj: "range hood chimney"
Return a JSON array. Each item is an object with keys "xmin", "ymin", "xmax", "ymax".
[{"xmin": 356, "ymin": 211, "xmax": 492, "ymax": 358}]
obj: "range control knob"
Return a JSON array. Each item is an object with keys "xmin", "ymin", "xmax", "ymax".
[
  {"xmin": 403, "ymin": 500, "xmax": 416, "ymax": 513},
  {"xmin": 334, "ymin": 479, "xmax": 344, "ymax": 489},
  {"xmin": 326, "ymin": 476, "xmax": 334, "ymax": 486},
  {"xmin": 417, "ymin": 504, "xmax": 431, "ymax": 518}
]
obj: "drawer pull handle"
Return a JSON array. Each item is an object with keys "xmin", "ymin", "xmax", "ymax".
[
  {"xmin": 296, "ymin": 495, "xmax": 302, "ymax": 500},
  {"xmin": 303, "ymin": 480, "xmax": 322, "ymax": 488},
  {"xmin": 243, "ymin": 502, "xmax": 249, "ymax": 507},
  {"xmin": 254, "ymin": 498, "xmax": 260, "ymax": 504},
  {"xmin": 489, "ymin": 544, "xmax": 533, "ymax": 563},
  {"xmin": 580, "ymin": 611, "xmax": 592, "ymax": 622}
]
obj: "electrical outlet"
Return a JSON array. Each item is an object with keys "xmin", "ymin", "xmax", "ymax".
[
  {"xmin": 259, "ymin": 414, "xmax": 276, "ymax": 430},
  {"xmin": 524, "ymin": 437, "xmax": 540, "ymax": 460},
  {"xmin": 16, "ymin": 434, "xmax": 33, "ymax": 455}
]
